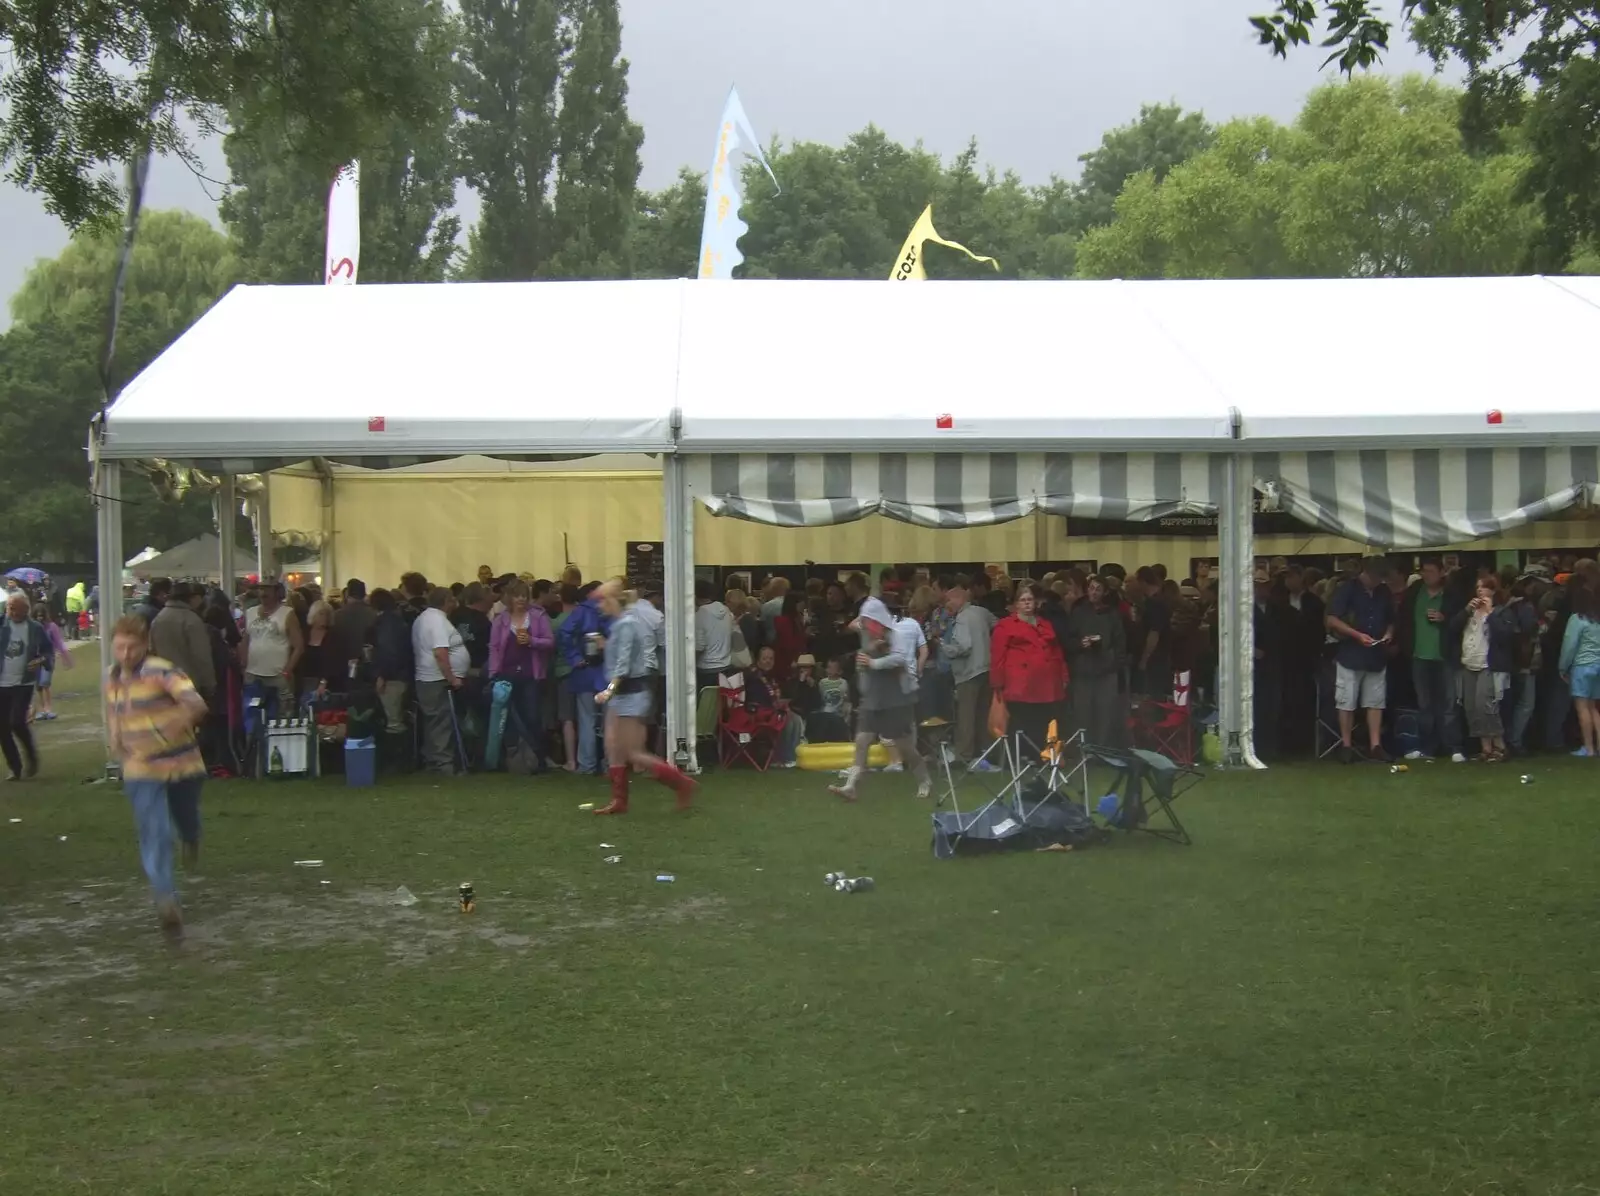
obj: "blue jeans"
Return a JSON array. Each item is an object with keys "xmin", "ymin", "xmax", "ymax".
[
  {"xmin": 1506, "ymin": 672, "xmax": 1537, "ymax": 751},
  {"xmin": 1411, "ymin": 658, "xmax": 1461, "ymax": 757},
  {"xmin": 125, "ymin": 776, "xmax": 203, "ymax": 902},
  {"xmin": 568, "ymin": 679, "xmax": 602, "ymax": 773}
]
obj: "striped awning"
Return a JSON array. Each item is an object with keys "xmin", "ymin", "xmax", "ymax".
[
  {"xmin": 1254, "ymin": 448, "xmax": 1600, "ymax": 548},
  {"xmin": 686, "ymin": 453, "xmax": 1223, "ymax": 528}
]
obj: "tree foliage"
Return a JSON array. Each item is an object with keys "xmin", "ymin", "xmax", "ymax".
[
  {"xmin": 0, "ymin": 0, "xmax": 450, "ymax": 228},
  {"xmin": 0, "ymin": 212, "xmax": 232, "ymax": 560},
  {"xmin": 220, "ymin": 0, "xmax": 461, "ymax": 284},
  {"xmin": 1075, "ymin": 103, "xmax": 1217, "ymax": 230},
  {"xmin": 454, "ymin": 0, "xmax": 641, "ymax": 280},
  {"xmin": 1250, "ymin": 1, "xmax": 1600, "ymax": 264},
  {"xmin": 1076, "ymin": 76, "xmax": 1537, "ymax": 280}
]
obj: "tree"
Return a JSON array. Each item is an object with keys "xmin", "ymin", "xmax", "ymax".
[
  {"xmin": 633, "ymin": 168, "xmax": 708, "ymax": 279},
  {"xmin": 1, "ymin": 212, "xmax": 233, "ymax": 560},
  {"xmin": 0, "ymin": 1, "xmax": 451, "ymax": 228},
  {"xmin": 455, "ymin": 0, "xmax": 641, "ymax": 280},
  {"xmin": 220, "ymin": 0, "xmax": 461, "ymax": 284},
  {"xmin": 1250, "ymin": 2, "xmax": 1600, "ymax": 265},
  {"xmin": 1076, "ymin": 76, "xmax": 1537, "ymax": 280},
  {"xmin": 547, "ymin": 0, "xmax": 644, "ymax": 277},
  {"xmin": 1074, "ymin": 103, "xmax": 1217, "ymax": 230}
]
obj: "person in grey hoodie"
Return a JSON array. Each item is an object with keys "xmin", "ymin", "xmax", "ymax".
[
  {"xmin": 827, "ymin": 597, "xmax": 931, "ymax": 802},
  {"xmin": 937, "ymin": 575, "xmax": 997, "ymax": 766},
  {"xmin": 1064, "ymin": 575, "xmax": 1127, "ymax": 747}
]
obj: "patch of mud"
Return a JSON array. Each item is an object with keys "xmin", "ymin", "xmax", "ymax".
[{"xmin": 0, "ymin": 879, "xmax": 727, "ymax": 1005}]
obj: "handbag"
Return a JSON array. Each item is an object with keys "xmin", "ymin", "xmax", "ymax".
[{"xmin": 988, "ymin": 692, "xmax": 1009, "ymax": 739}]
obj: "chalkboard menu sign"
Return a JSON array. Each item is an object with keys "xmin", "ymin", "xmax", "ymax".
[{"xmin": 626, "ymin": 541, "xmax": 665, "ymax": 594}]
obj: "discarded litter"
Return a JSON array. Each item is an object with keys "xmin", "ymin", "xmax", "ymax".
[
  {"xmin": 833, "ymin": 876, "xmax": 875, "ymax": 894},
  {"xmin": 578, "ymin": 803, "xmax": 595, "ymax": 811},
  {"xmin": 8, "ymin": 817, "xmax": 20, "ymax": 824},
  {"xmin": 58, "ymin": 835, "xmax": 67, "ymax": 842},
  {"xmin": 656, "ymin": 873, "xmax": 675, "ymax": 883},
  {"xmin": 293, "ymin": 859, "xmax": 324, "ymax": 868},
  {"xmin": 459, "ymin": 882, "xmax": 475, "ymax": 914},
  {"xmin": 1389, "ymin": 764, "xmax": 1409, "ymax": 775},
  {"xmin": 599, "ymin": 843, "xmax": 616, "ymax": 849},
  {"xmin": 319, "ymin": 880, "xmax": 332, "ymax": 886},
  {"xmin": 392, "ymin": 886, "xmax": 418, "ymax": 907},
  {"xmin": 1520, "ymin": 774, "xmax": 1534, "ymax": 785},
  {"xmin": 602, "ymin": 855, "xmax": 622, "ymax": 865}
]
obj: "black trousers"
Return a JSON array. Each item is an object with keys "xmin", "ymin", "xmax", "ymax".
[{"xmin": 0, "ymin": 684, "xmax": 37, "ymax": 777}]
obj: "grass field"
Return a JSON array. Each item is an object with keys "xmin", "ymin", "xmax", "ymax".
[{"xmin": 3, "ymin": 672, "xmax": 1599, "ymax": 1196}]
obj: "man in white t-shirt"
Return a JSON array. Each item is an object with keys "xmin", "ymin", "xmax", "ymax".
[{"xmin": 413, "ymin": 587, "xmax": 470, "ymax": 774}]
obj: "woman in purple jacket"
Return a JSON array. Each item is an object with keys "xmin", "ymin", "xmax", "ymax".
[{"xmin": 488, "ymin": 581, "xmax": 555, "ymax": 771}]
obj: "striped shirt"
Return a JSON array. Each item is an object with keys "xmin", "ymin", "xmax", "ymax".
[{"xmin": 104, "ymin": 656, "xmax": 206, "ymax": 782}]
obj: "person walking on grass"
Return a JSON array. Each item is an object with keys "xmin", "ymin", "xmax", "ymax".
[
  {"xmin": 827, "ymin": 597, "xmax": 932, "ymax": 803},
  {"xmin": 29, "ymin": 602, "xmax": 72, "ymax": 722},
  {"xmin": 591, "ymin": 580, "xmax": 697, "ymax": 815},
  {"xmin": 104, "ymin": 615, "xmax": 209, "ymax": 941},
  {"xmin": 0, "ymin": 592, "xmax": 52, "ymax": 781},
  {"xmin": 1558, "ymin": 578, "xmax": 1600, "ymax": 758}
]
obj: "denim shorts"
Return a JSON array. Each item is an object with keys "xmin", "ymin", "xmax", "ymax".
[{"xmin": 1571, "ymin": 663, "xmax": 1600, "ymax": 700}]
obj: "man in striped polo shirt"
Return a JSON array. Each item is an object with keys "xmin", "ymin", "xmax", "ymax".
[{"xmin": 104, "ymin": 614, "xmax": 210, "ymax": 940}]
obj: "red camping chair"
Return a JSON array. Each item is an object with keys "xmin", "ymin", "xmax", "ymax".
[
  {"xmin": 1128, "ymin": 694, "xmax": 1195, "ymax": 766},
  {"xmin": 718, "ymin": 680, "xmax": 787, "ymax": 771}
]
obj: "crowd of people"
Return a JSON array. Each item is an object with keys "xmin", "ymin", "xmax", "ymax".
[
  {"xmin": 687, "ymin": 553, "xmax": 1600, "ymax": 795},
  {"xmin": 20, "ymin": 547, "xmax": 1600, "ymax": 940}
]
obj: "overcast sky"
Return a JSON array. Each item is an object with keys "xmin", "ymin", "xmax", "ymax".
[{"xmin": 0, "ymin": 0, "xmax": 1439, "ymax": 326}]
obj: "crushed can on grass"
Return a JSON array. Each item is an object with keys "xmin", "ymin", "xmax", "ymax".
[
  {"xmin": 1520, "ymin": 774, "xmax": 1534, "ymax": 784},
  {"xmin": 459, "ymin": 882, "xmax": 475, "ymax": 914},
  {"xmin": 656, "ymin": 874, "xmax": 675, "ymax": 883}
]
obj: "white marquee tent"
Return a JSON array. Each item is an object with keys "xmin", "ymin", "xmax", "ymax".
[{"xmin": 95, "ymin": 275, "xmax": 1600, "ymax": 770}]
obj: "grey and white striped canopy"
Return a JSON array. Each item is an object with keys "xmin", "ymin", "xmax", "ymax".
[
  {"xmin": 685, "ymin": 453, "xmax": 1222, "ymax": 528},
  {"xmin": 1253, "ymin": 448, "xmax": 1600, "ymax": 549}
]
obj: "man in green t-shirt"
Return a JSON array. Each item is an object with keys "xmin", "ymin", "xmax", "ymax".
[{"xmin": 1399, "ymin": 558, "xmax": 1464, "ymax": 761}]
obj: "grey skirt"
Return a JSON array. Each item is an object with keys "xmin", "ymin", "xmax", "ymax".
[{"xmin": 1461, "ymin": 668, "xmax": 1504, "ymax": 740}]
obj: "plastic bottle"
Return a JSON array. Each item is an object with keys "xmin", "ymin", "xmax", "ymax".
[
  {"xmin": 269, "ymin": 744, "xmax": 284, "ymax": 776},
  {"xmin": 459, "ymin": 882, "xmax": 475, "ymax": 914}
]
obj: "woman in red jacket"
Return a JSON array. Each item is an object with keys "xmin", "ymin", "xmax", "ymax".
[{"xmin": 990, "ymin": 584, "xmax": 1068, "ymax": 751}]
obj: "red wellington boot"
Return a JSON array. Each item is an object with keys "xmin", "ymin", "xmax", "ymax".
[
  {"xmin": 650, "ymin": 761, "xmax": 698, "ymax": 811},
  {"xmin": 595, "ymin": 766, "xmax": 630, "ymax": 815}
]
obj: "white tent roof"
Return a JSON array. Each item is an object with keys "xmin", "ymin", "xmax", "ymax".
[
  {"xmin": 100, "ymin": 281, "xmax": 685, "ymax": 460},
  {"xmin": 102, "ymin": 276, "xmax": 1600, "ymax": 463},
  {"xmin": 674, "ymin": 279, "xmax": 1236, "ymax": 452},
  {"xmin": 1134, "ymin": 275, "xmax": 1600, "ymax": 447}
]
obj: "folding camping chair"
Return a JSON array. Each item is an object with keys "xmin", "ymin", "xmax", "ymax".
[
  {"xmin": 1082, "ymin": 743, "xmax": 1199, "ymax": 845},
  {"xmin": 717, "ymin": 679, "xmax": 787, "ymax": 771},
  {"xmin": 1128, "ymin": 696, "xmax": 1195, "ymax": 765}
]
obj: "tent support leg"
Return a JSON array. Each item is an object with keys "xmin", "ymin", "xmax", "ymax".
[
  {"xmin": 95, "ymin": 460, "xmax": 124, "ymax": 769},
  {"xmin": 1218, "ymin": 453, "xmax": 1264, "ymax": 769},
  {"xmin": 217, "ymin": 474, "xmax": 237, "ymax": 594},
  {"xmin": 663, "ymin": 454, "xmax": 696, "ymax": 773},
  {"xmin": 255, "ymin": 475, "xmax": 275, "ymax": 582}
]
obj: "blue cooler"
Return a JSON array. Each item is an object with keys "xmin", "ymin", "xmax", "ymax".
[{"xmin": 345, "ymin": 737, "xmax": 377, "ymax": 788}]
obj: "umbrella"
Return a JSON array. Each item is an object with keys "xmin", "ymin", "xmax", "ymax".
[{"xmin": 3, "ymin": 567, "xmax": 48, "ymax": 586}]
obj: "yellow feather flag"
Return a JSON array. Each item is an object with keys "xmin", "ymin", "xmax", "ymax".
[{"xmin": 889, "ymin": 204, "xmax": 999, "ymax": 280}]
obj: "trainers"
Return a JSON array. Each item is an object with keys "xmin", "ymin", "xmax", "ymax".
[
  {"xmin": 1450, "ymin": 752, "xmax": 1468, "ymax": 764},
  {"xmin": 1403, "ymin": 750, "xmax": 1426, "ymax": 760},
  {"xmin": 915, "ymin": 780, "xmax": 932, "ymax": 801},
  {"xmin": 968, "ymin": 759, "xmax": 1000, "ymax": 774},
  {"xmin": 1571, "ymin": 746, "xmax": 1593, "ymax": 758},
  {"xmin": 1367, "ymin": 745, "xmax": 1392, "ymax": 764},
  {"xmin": 883, "ymin": 762, "xmax": 904, "ymax": 773}
]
